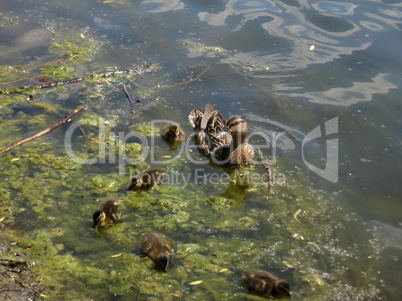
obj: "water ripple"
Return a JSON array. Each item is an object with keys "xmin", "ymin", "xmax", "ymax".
[
  {"xmin": 141, "ymin": 0, "xmax": 184, "ymax": 13},
  {"xmin": 276, "ymin": 73, "xmax": 397, "ymax": 106},
  {"xmin": 312, "ymin": 1, "xmax": 357, "ymax": 15}
]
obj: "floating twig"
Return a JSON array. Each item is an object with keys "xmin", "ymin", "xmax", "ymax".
[
  {"xmin": 121, "ymin": 83, "xmax": 136, "ymax": 114},
  {"xmin": 173, "ymin": 64, "xmax": 212, "ymax": 87},
  {"xmin": 77, "ymin": 123, "xmax": 90, "ymax": 142},
  {"xmin": 261, "ymin": 161, "xmax": 274, "ymax": 190},
  {"xmin": 0, "ymin": 107, "xmax": 85, "ymax": 154}
]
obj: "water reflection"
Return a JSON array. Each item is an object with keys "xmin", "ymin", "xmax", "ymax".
[
  {"xmin": 141, "ymin": 0, "xmax": 184, "ymax": 13},
  {"xmin": 312, "ymin": 1, "xmax": 356, "ymax": 15},
  {"xmin": 191, "ymin": 0, "xmax": 400, "ymax": 107},
  {"xmin": 276, "ymin": 72, "xmax": 397, "ymax": 105},
  {"xmin": 370, "ymin": 220, "xmax": 402, "ymax": 250}
]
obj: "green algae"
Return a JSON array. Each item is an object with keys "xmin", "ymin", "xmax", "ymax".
[
  {"xmin": 134, "ymin": 125, "xmax": 160, "ymax": 137},
  {"xmin": 0, "ymin": 120, "xmax": 385, "ymax": 299},
  {"xmin": 0, "ymin": 15, "xmax": 388, "ymax": 301},
  {"xmin": 179, "ymin": 39, "xmax": 231, "ymax": 58}
]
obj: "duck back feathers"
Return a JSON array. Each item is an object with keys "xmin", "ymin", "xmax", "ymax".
[{"xmin": 189, "ymin": 104, "xmax": 254, "ymax": 167}]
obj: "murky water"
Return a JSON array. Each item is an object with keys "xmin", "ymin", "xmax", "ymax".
[{"xmin": 0, "ymin": 0, "xmax": 401, "ymax": 300}]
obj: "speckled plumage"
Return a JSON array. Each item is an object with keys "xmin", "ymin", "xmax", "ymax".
[
  {"xmin": 243, "ymin": 270, "xmax": 291, "ymax": 298},
  {"xmin": 140, "ymin": 232, "xmax": 172, "ymax": 271},
  {"xmin": 128, "ymin": 167, "xmax": 164, "ymax": 191},
  {"xmin": 92, "ymin": 198, "xmax": 122, "ymax": 229},
  {"xmin": 188, "ymin": 104, "xmax": 254, "ymax": 167},
  {"xmin": 161, "ymin": 123, "xmax": 185, "ymax": 144}
]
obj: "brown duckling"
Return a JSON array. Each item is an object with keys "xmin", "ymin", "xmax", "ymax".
[
  {"xmin": 127, "ymin": 167, "xmax": 164, "ymax": 191},
  {"xmin": 140, "ymin": 232, "xmax": 172, "ymax": 271},
  {"xmin": 188, "ymin": 104, "xmax": 254, "ymax": 167},
  {"xmin": 161, "ymin": 123, "xmax": 185, "ymax": 144},
  {"xmin": 243, "ymin": 269, "xmax": 291, "ymax": 298},
  {"xmin": 92, "ymin": 198, "xmax": 122, "ymax": 229}
]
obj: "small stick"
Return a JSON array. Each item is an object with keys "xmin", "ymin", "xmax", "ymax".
[
  {"xmin": 121, "ymin": 83, "xmax": 135, "ymax": 114},
  {"xmin": 173, "ymin": 64, "xmax": 212, "ymax": 87},
  {"xmin": 261, "ymin": 161, "xmax": 274, "ymax": 190},
  {"xmin": 0, "ymin": 107, "xmax": 85, "ymax": 154},
  {"xmin": 77, "ymin": 123, "xmax": 90, "ymax": 142}
]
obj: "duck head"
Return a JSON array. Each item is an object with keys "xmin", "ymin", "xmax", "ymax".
[
  {"xmin": 168, "ymin": 125, "xmax": 182, "ymax": 139},
  {"xmin": 215, "ymin": 115, "xmax": 249, "ymax": 145},
  {"xmin": 128, "ymin": 176, "xmax": 141, "ymax": 190},
  {"xmin": 274, "ymin": 279, "xmax": 291, "ymax": 297},
  {"xmin": 92, "ymin": 210, "xmax": 106, "ymax": 229},
  {"xmin": 156, "ymin": 253, "xmax": 170, "ymax": 272}
]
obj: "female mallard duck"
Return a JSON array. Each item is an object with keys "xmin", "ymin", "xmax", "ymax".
[
  {"xmin": 161, "ymin": 123, "xmax": 185, "ymax": 144},
  {"xmin": 92, "ymin": 198, "xmax": 122, "ymax": 229},
  {"xmin": 243, "ymin": 269, "xmax": 291, "ymax": 298},
  {"xmin": 128, "ymin": 167, "xmax": 164, "ymax": 191},
  {"xmin": 188, "ymin": 104, "xmax": 254, "ymax": 167},
  {"xmin": 140, "ymin": 232, "xmax": 172, "ymax": 271}
]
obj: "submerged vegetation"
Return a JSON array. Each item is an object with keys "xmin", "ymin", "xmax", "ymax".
[{"xmin": 0, "ymin": 11, "xmax": 389, "ymax": 301}]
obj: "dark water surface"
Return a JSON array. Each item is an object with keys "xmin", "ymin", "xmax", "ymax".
[{"xmin": 0, "ymin": 0, "xmax": 401, "ymax": 300}]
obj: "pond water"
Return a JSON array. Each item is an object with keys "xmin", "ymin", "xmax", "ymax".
[{"xmin": 0, "ymin": 0, "xmax": 401, "ymax": 300}]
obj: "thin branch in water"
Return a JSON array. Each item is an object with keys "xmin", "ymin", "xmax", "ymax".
[
  {"xmin": 0, "ymin": 107, "xmax": 86, "ymax": 154},
  {"xmin": 173, "ymin": 64, "xmax": 212, "ymax": 87},
  {"xmin": 121, "ymin": 83, "xmax": 135, "ymax": 114},
  {"xmin": 261, "ymin": 161, "xmax": 274, "ymax": 191},
  {"xmin": 77, "ymin": 123, "xmax": 90, "ymax": 142}
]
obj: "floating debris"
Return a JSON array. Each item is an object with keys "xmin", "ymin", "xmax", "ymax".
[
  {"xmin": 283, "ymin": 261, "xmax": 295, "ymax": 269},
  {"xmin": 307, "ymin": 242, "xmax": 321, "ymax": 252},
  {"xmin": 292, "ymin": 233, "xmax": 304, "ymax": 240},
  {"xmin": 189, "ymin": 280, "xmax": 203, "ymax": 285},
  {"xmin": 293, "ymin": 209, "xmax": 302, "ymax": 223},
  {"xmin": 309, "ymin": 45, "xmax": 315, "ymax": 51}
]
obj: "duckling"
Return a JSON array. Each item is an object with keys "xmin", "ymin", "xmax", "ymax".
[
  {"xmin": 140, "ymin": 232, "xmax": 172, "ymax": 271},
  {"xmin": 243, "ymin": 269, "xmax": 291, "ymax": 298},
  {"xmin": 188, "ymin": 104, "xmax": 254, "ymax": 167},
  {"xmin": 161, "ymin": 123, "xmax": 185, "ymax": 144},
  {"xmin": 92, "ymin": 198, "xmax": 122, "ymax": 229},
  {"xmin": 128, "ymin": 167, "xmax": 164, "ymax": 191}
]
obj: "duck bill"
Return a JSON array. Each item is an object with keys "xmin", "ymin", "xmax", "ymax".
[
  {"xmin": 128, "ymin": 177, "xmax": 139, "ymax": 191},
  {"xmin": 214, "ymin": 130, "xmax": 230, "ymax": 139}
]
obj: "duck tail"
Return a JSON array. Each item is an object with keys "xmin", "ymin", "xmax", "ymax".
[
  {"xmin": 189, "ymin": 103, "xmax": 215, "ymax": 131},
  {"xmin": 188, "ymin": 108, "xmax": 203, "ymax": 131}
]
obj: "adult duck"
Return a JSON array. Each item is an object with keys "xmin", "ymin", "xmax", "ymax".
[{"xmin": 188, "ymin": 104, "xmax": 254, "ymax": 167}]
